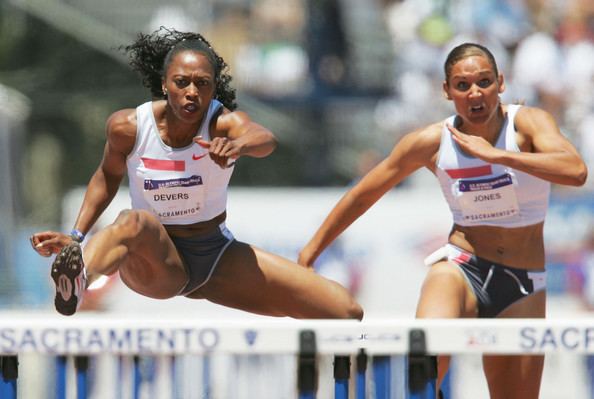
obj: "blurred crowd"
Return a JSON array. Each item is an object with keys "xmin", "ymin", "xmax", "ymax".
[
  {"xmin": 379, "ymin": 0, "xmax": 594, "ymax": 181},
  {"xmin": 201, "ymin": 0, "xmax": 594, "ymax": 185}
]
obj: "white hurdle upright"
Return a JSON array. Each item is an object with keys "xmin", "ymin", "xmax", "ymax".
[{"xmin": 1, "ymin": 315, "xmax": 594, "ymax": 398}]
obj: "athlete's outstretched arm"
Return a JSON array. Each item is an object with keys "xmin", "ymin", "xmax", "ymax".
[
  {"xmin": 195, "ymin": 109, "xmax": 277, "ymax": 168},
  {"xmin": 31, "ymin": 109, "xmax": 136, "ymax": 256},
  {"xmin": 298, "ymin": 125, "xmax": 441, "ymax": 267},
  {"xmin": 74, "ymin": 110, "xmax": 136, "ymax": 232}
]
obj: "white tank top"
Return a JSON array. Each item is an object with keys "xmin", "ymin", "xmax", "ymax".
[
  {"xmin": 435, "ymin": 104, "xmax": 550, "ymax": 228},
  {"xmin": 127, "ymin": 100, "xmax": 234, "ymax": 225}
]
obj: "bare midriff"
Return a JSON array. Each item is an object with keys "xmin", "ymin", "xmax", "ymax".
[
  {"xmin": 163, "ymin": 211, "xmax": 227, "ymax": 238},
  {"xmin": 448, "ymin": 221, "xmax": 545, "ymax": 270}
]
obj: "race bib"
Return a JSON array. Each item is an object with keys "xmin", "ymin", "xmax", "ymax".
[
  {"xmin": 143, "ymin": 175, "xmax": 205, "ymax": 221},
  {"xmin": 456, "ymin": 173, "xmax": 519, "ymax": 222}
]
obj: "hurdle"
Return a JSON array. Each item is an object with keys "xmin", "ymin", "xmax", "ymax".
[{"xmin": 1, "ymin": 315, "xmax": 594, "ymax": 398}]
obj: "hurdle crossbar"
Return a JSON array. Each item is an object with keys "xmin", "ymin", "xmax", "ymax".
[{"xmin": 0, "ymin": 315, "xmax": 593, "ymax": 356}]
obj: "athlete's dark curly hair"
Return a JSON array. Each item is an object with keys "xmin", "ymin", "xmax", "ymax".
[{"xmin": 122, "ymin": 27, "xmax": 237, "ymax": 110}]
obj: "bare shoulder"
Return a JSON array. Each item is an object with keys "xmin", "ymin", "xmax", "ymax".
[
  {"xmin": 106, "ymin": 108, "xmax": 137, "ymax": 135},
  {"xmin": 398, "ymin": 122, "xmax": 442, "ymax": 156},
  {"xmin": 514, "ymin": 105, "xmax": 557, "ymax": 133},
  {"xmin": 105, "ymin": 108, "xmax": 137, "ymax": 154},
  {"xmin": 211, "ymin": 107, "xmax": 255, "ymax": 140},
  {"xmin": 409, "ymin": 122, "xmax": 442, "ymax": 145},
  {"xmin": 214, "ymin": 107, "xmax": 250, "ymax": 129},
  {"xmin": 384, "ymin": 121, "xmax": 443, "ymax": 172}
]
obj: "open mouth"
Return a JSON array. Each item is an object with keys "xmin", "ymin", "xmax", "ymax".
[
  {"xmin": 470, "ymin": 104, "xmax": 485, "ymax": 113},
  {"xmin": 183, "ymin": 103, "xmax": 198, "ymax": 113}
]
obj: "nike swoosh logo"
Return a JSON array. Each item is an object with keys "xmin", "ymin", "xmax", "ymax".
[{"xmin": 192, "ymin": 153, "xmax": 207, "ymax": 161}]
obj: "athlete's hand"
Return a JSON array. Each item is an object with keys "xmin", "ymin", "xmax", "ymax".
[
  {"xmin": 30, "ymin": 231, "xmax": 73, "ymax": 257},
  {"xmin": 447, "ymin": 123, "xmax": 503, "ymax": 162},
  {"xmin": 297, "ymin": 245, "xmax": 317, "ymax": 270},
  {"xmin": 194, "ymin": 136, "xmax": 239, "ymax": 169}
]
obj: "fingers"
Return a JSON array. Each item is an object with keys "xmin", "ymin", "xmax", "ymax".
[
  {"xmin": 31, "ymin": 237, "xmax": 56, "ymax": 257},
  {"xmin": 446, "ymin": 125, "xmax": 496, "ymax": 162},
  {"xmin": 447, "ymin": 123, "xmax": 471, "ymax": 147},
  {"xmin": 29, "ymin": 235, "xmax": 51, "ymax": 257},
  {"xmin": 197, "ymin": 137, "xmax": 239, "ymax": 168},
  {"xmin": 210, "ymin": 137, "xmax": 227, "ymax": 155},
  {"xmin": 446, "ymin": 123, "xmax": 463, "ymax": 138},
  {"xmin": 297, "ymin": 251, "xmax": 316, "ymax": 269},
  {"xmin": 30, "ymin": 232, "xmax": 72, "ymax": 257},
  {"xmin": 297, "ymin": 260, "xmax": 316, "ymax": 270},
  {"xmin": 29, "ymin": 234, "xmax": 40, "ymax": 249},
  {"xmin": 212, "ymin": 137, "xmax": 237, "ymax": 156},
  {"xmin": 194, "ymin": 136, "xmax": 210, "ymax": 148},
  {"xmin": 30, "ymin": 231, "xmax": 58, "ymax": 245}
]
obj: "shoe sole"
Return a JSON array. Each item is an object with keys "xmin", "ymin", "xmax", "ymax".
[{"xmin": 51, "ymin": 243, "xmax": 83, "ymax": 316}]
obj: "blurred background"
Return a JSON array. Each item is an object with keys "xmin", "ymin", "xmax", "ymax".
[{"xmin": 1, "ymin": 0, "xmax": 594, "ymax": 398}]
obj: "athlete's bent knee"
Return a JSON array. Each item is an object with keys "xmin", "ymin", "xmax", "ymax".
[
  {"xmin": 330, "ymin": 283, "xmax": 364, "ymax": 319},
  {"xmin": 340, "ymin": 297, "xmax": 363, "ymax": 320},
  {"xmin": 113, "ymin": 209, "xmax": 157, "ymax": 238},
  {"xmin": 350, "ymin": 300, "xmax": 364, "ymax": 320}
]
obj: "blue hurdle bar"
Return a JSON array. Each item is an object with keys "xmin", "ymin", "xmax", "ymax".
[
  {"xmin": 74, "ymin": 356, "xmax": 89, "ymax": 399},
  {"xmin": 441, "ymin": 368, "xmax": 451, "ymax": 398},
  {"xmin": 133, "ymin": 355, "xmax": 141, "ymax": 399},
  {"xmin": 141, "ymin": 356, "xmax": 158, "ymax": 398},
  {"xmin": 334, "ymin": 355, "xmax": 350, "ymax": 398},
  {"xmin": 55, "ymin": 356, "xmax": 67, "ymax": 399},
  {"xmin": 202, "ymin": 355, "xmax": 212, "ymax": 399},
  {"xmin": 0, "ymin": 356, "xmax": 18, "ymax": 399},
  {"xmin": 372, "ymin": 355, "xmax": 391, "ymax": 398}
]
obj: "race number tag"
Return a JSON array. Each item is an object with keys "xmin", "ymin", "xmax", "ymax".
[
  {"xmin": 143, "ymin": 175, "xmax": 205, "ymax": 221},
  {"xmin": 456, "ymin": 173, "xmax": 519, "ymax": 222}
]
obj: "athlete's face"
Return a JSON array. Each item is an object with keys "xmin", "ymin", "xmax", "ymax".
[
  {"xmin": 443, "ymin": 55, "xmax": 504, "ymax": 126},
  {"xmin": 162, "ymin": 50, "xmax": 216, "ymax": 124}
]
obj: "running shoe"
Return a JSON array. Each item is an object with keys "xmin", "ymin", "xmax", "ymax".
[{"xmin": 51, "ymin": 242, "xmax": 87, "ymax": 316}]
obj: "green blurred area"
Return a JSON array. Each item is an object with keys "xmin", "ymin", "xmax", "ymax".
[
  {"xmin": 0, "ymin": 1, "xmax": 394, "ymax": 228},
  {"xmin": 0, "ymin": 9, "xmax": 139, "ymax": 223}
]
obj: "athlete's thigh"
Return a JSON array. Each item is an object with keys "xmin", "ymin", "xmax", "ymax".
[
  {"xmin": 416, "ymin": 261, "xmax": 477, "ymax": 390},
  {"xmin": 416, "ymin": 261, "xmax": 477, "ymax": 318},
  {"xmin": 482, "ymin": 291, "xmax": 546, "ymax": 399},
  {"xmin": 482, "ymin": 353, "xmax": 544, "ymax": 399},
  {"xmin": 114, "ymin": 210, "xmax": 187, "ymax": 298},
  {"xmin": 197, "ymin": 241, "xmax": 362, "ymax": 319}
]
